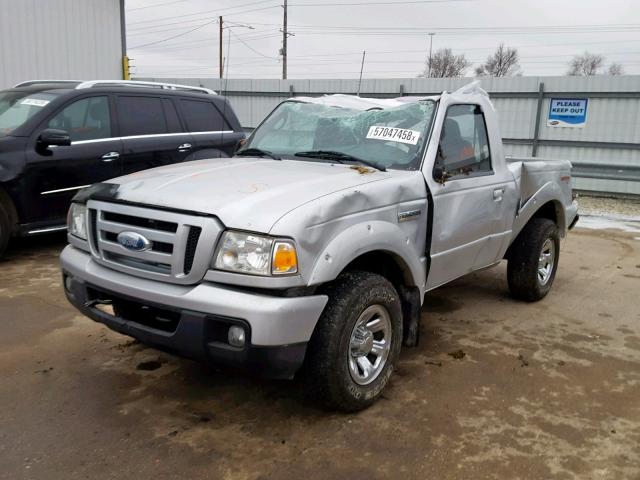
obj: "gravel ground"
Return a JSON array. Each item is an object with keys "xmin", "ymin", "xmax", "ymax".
[
  {"xmin": 578, "ymin": 195, "xmax": 640, "ymax": 218},
  {"xmin": 1, "ymin": 225, "xmax": 639, "ymax": 480}
]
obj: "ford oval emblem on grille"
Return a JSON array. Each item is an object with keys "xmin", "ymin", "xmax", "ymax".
[{"xmin": 117, "ymin": 231, "xmax": 151, "ymax": 252}]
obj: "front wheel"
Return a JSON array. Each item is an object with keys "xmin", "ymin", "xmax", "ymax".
[
  {"xmin": 303, "ymin": 271, "xmax": 403, "ymax": 412},
  {"xmin": 507, "ymin": 218, "xmax": 560, "ymax": 302}
]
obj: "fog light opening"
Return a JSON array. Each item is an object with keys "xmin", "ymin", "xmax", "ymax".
[
  {"xmin": 64, "ymin": 275, "xmax": 73, "ymax": 293},
  {"xmin": 228, "ymin": 325, "xmax": 246, "ymax": 348}
]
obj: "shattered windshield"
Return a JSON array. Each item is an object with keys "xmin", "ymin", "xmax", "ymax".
[
  {"xmin": 242, "ymin": 99, "xmax": 437, "ymax": 171},
  {"xmin": 0, "ymin": 90, "xmax": 60, "ymax": 137}
]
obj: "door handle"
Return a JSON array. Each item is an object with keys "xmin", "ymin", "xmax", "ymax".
[
  {"xmin": 101, "ymin": 152, "xmax": 120, "ymax": 162},
  {"xmin": 177, "ymin": 143, "xmax": 192, "ymax": 152},
  {"xmin": 493, "ymin": 188, "xmax": 505, "ymax": 202}
]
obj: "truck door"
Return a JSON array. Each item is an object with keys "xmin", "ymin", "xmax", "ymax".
[
  {"xmin": 426, "ymin": 103, "xmax": 512, "ymax": 290},
  {"xmin": 22, "ymin": 95, "xmax": 122, "ymax": 226}
]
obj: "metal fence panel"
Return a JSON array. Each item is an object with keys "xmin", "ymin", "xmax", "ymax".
[{"xmin": 142, "ymin": 76, "xmax": 640, "ymax": 196}]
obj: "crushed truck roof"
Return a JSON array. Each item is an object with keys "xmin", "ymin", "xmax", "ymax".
[{"xmin": 292, "ymin": 81, "xmax": 488, "ymax": 111}]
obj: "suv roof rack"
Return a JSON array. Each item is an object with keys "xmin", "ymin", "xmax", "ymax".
[
  {"xmin": 13, "ymin": 80, "xmax": 82, "ymax": 88},
  {"xmin": 75, "ymin": 80, "xmax": 216, "ymax": 95}
]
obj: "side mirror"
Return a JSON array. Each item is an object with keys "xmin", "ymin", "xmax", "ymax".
[
  {"xmin": 38, "ymin": 129, "xmax": 71, "ymax": 147},
  {"xmin": 234, "ymin": 137, "xmax": 247, "ymax": 154},
  {"xmin": 433, "ymin": 165, "xmax": 450, "ymax": 185}
]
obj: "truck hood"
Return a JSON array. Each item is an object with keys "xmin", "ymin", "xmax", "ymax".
[{"xmin": 105, "ymin": 157, "xmax": 397, "ymax": 232}]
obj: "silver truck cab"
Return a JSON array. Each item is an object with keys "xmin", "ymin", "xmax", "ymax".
[{"xmin": 61, "ymin": 83, "xmax": 578, "ymax": 411}]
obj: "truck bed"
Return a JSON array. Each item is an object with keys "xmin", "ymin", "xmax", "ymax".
[{"xmin": 506, "ymin": 156, "xmax": 573, "ymax": 205}]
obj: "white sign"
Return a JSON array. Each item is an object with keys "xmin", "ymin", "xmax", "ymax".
[
  {"xmin": 547, "ymin": 98, "xmax": 588, "ymax": 128},
  {"xmin": 366, "ymin": 126, "xmax": 421, "ymax": 145},
  {"xmin": 20, "ymin": 98, "xmax": 50, "ymax": 107}
]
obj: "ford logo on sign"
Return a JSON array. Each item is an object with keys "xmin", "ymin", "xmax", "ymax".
[{"xmin": 117, "ymin": 231, "xmax": 151, "ymax": 252}]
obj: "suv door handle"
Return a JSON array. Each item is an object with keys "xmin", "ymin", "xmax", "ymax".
[
  {"xmin": 493, "ymin": 188, "xmax": 505, "ymax": 202},
  {"xmin": 101, "ymin": 152, "xmax": 120, "ymax": 162},
  {"xmin": 177, "ymin": 143, "xmax": 192, "ymax": 152}
]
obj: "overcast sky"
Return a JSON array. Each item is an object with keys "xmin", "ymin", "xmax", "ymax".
[{"xmin": 125, "ymin": 0, "xmax": 640, "ymax": 79}]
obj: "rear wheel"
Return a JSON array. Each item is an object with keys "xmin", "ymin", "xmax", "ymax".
[
  {"xmin": 303, "ymin": 271, "xmax": 402, "ymax": 412},
  {"xmin": 507, "ymin": 218, "xmax": 560, "ymax": 302},
  {"xmin": 0, "ymin": 202, "xmax": 11, "ymax": 259}
]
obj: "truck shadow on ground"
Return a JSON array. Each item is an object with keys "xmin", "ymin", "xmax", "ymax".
[{"xmin": 104, "ymin": 267, "xmax": 512, "ymax": 423}]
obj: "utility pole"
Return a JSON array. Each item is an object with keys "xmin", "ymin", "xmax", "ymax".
[
  {"xmin": 219, "ymin": 16, "xmax": 223, "ymax": 79},
  {"xmin": 427, "ymin": 32, "xmax": 435, "ymax": 77},
  {"xmin": 357, "ymin": 50, "xmax": 366, "ymax": 96},
  {"xmin": 282, "ymin": 0, "xmax": 288, "ymax": 79}
]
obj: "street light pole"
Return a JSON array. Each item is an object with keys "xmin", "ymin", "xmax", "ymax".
[
  {"xmin": 219, "ymin": 16, "xmax": 223, "ymax": 79},
  {"xmin": 357, "ymin": 50, "xmax": 366, "ymax": 96},
  {"xmin": 427, "ymin": 32, "xmax": 435, "ymax": 77},
  {"xmin": 282, "ymin": 0, "xmax": 288, "ymax": 79}
]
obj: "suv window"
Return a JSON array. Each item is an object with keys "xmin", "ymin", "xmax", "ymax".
[
  {"xmin": 0, "ymin": 91, "xmax": 62, "ymax": 137},
  {"xmin": 117, "ymin": 96, "xmax": 168, "ymax": 136},
  {"xmin": 436, "ymin": 104, "xmax": 492, "ymax": 179},
  {"xmin": 162, "ymin": 99, "xmax": 182, "ymax": 133},
  {"xmin": 180, "ymin": 99, "xmax": 227, "ymax": 132},
  {"xmin": 48, "ymin": 96, "xmax": 111, "ymax": 142}
]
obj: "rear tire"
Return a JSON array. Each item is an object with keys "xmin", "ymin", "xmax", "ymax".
[
  {"xmin": 0, "ymin": 202, "xmax": 11, "ymax": 259},
  {"xmin": 507, "ymin": 218, "xmax": 560, "ymax": 302},
  {"xmin": 303, "ymin": 271, "xmax": 403, "ymax": 412}
]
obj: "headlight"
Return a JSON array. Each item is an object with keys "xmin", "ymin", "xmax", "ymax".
[
  {"xmin": 213, "ymin": 231, "xmax": 298, "ymax": 276},
  {"xmin": 67, "ymin": 203, "xmax": 87, "ymax": 240}
]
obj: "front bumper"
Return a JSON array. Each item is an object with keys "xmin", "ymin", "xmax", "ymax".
[
  {"xmin": 60, "ymin": 246, "xmax": 328, "ymax": 379},
  {"xmin": 567, "ymin": 200, "xmax": 579, "ymax": 231}
]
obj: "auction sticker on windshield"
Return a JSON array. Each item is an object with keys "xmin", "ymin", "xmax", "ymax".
[
  {"xmin": 366, "ymin": 126, "xmax": 420, "ymax": 145},
  {"xmin": 20, "ymin": 98, "xmax": 50, "ymax": 107}
]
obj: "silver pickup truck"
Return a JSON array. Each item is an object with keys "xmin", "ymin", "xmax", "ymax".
[{"xmin": 61, "ymin": 83, "xmax": 578, "ymax": 411}]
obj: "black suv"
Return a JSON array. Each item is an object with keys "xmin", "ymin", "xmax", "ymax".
[{"xmin": 0, "ymin": 80, "xmax": 244, "ymax": 257}]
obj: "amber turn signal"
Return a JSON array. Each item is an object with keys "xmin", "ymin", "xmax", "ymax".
[{"xmin": 272, "ymin": 241, "xmax": 298, "ymax": 275}]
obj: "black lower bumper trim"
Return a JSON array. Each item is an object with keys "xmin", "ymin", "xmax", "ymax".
[
  {"xmin": 569, "ymin": 213, "xmax": 580, "ymax": 230},
  {"xmin": 62, "ymin": 272, "xmax": 307, "ymax": 379}
]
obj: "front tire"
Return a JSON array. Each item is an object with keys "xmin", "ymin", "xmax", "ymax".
[
  {"xmin": 507, "ymin": 218, "xmax": 560, "ymax": 302},
  {"xmin": 303, "ymin": 271, "xmax": 403, "ymax": 412}
]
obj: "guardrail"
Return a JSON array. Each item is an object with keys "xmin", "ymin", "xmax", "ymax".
[{"xmin": 571, "ymin": 162, "xmax": 640, "ymax": 183}]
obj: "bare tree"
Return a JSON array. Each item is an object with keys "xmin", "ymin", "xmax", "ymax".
[
  {"xmin": 608, "ymin": 63, "xmax": 624, "ymax": 76},
  {"xmin": 567, "ymin": 52, "xmax": 604, "ymax": 76},
  {"xmin": 418, "ymin": 48, "xmax": 471, "ymax": 78},
  {"xmin": 475, "ymin": 44, "xmax": 521, "ymax": 77}
]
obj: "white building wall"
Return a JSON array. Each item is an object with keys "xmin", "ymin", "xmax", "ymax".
[{"xmin": 0, "ymin": 0, "xmax": 123, "ymax": 89}]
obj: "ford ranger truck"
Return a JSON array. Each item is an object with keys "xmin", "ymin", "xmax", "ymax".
[{"xmin": 60, "ymin": 83, "xmax": 579, "ymax": 412}]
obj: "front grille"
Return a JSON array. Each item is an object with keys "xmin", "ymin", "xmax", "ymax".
[
  {"xmin": 183, "ymin": 226, "xmax": 202, "ymax": 274},
  {"xmin": 103, "ymin": 211, "xmax": 177, "ymax": 232},
  {"xmin": 104, "ymin": 231, "xmax": 173, "ymax": 254},
  {"xmin": 89, "ymin": 208, "xmax": 99, "ymax": 252},
  {"xmin": 87, "ymin": 200, "xmax": 221, "ymax": 285}
]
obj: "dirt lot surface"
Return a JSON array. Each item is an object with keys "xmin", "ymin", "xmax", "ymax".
[{"xmin": 1, "ymin": 226, "xmax": 639, "ymax": 480}]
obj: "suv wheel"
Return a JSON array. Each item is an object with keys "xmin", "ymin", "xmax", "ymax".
[
  {"xmin": 303, "ymin": 271, "xmax": 402, "ymax": 412},
  {"xmin": 507, "ymin": 218, "xmax": 560, "ymax": 302}
]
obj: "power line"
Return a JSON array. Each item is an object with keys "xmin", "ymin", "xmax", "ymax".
[
  {"xmin": 131, "ymin": 32, "xmax": 281, "ymax": 52},
  {"xmin": 228, "ymin": 29, "xmax": 277, "ymax": 59},
  {"xmin": 234, "ymin": 20, "xmax": 640, "ymax": 34},
  {"xmin": 289, "ymin": 0, "xmax": 473, "ymax": 4},
  {"xmin": 130, "ymin": 18, "xmax": 218, "ymax": 49},
  {"xmin": 127, "ymin": 0, "xmax": 187, "ymax": 11},
  {"xmin": 128, "ymin": 1, "xmax": 279, "ymax": 26}
]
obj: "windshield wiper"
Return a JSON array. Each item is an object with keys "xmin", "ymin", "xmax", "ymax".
[
  {"xmin": 235, "ymin": 147, "xmax": 281, "ymax": 160},
  {"xmin": 294, "ymin": 150, "xmax": 386, "ymax": 172}
]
